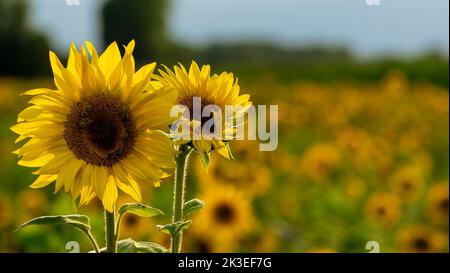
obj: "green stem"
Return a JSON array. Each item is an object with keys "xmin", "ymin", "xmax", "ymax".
[
  {"xmin": 86, "ymin": 230, "xmax": 100, "ymax": 253},
  {"xmin": 104, "ymin": 209, "xmax": 117, "ymax": 253},
  {"xmin": 170, "ymin": 145, "xmax": 193, "ymax": 253}
]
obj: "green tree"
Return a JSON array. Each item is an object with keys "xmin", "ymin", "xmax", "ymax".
[
  {"xmin": 102, "ymin": 0, "xmax": 169, "ymax": 63},
  {"xmin": 0, "ymin": 0, "xmax": 50, "ymax": 76}
]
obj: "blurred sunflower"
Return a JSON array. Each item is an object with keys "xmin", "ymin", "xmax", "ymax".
[
  {"xmin": 17, "ymin": 190, "xmax": 49, "ymax": 222},
  {"xmin": 344, "ymin": 176, "xmax": 366, "ymax": 200},
  {"xmin": 154, "ymin": 61, "xmax": 252, "ymax": 158},
  {"xmin": 230, "ymin": 139, "xmax": 265, "ymax": 162},
  {"xmin": 248, "ymin": 229, "xmax": 279, "ymax": 252},
  {"xmin": 195, "ymin": 154, "xmax": 270, "ymax": 197},
  {"xmin": 191, "ymin": 184, "xmax": 255, "ymax": 246},
  {"xmin": 0, "ymin": 195, "xmax": 12, "ymax": 230},
  {"xmin": 426, "ymin": 181, "xmax": 449, "ymax": 225},
  {"xmin": 116, "ymin": 196, "xmax": 155, "ymax": 240},
  {"xmin": 183, "ymin": 232, "xmax": 229, "ymax": 253},
  {"xmin": 389, "ymin": 166, "xmax": 424, "ymax": 203},
  {"xmin": 364, "ymin": 192, "xmax": 401, "ymax": 228},
  {"xmin": 396, "ymin": 225, "xmax": 448, "ymax": 253},
  {"xmin": 299, "ymin": 143, "xmax": 341, "ymax": 182},
  {"xmin": 11, "ymin": 41, "xmax": 177, "ymax": 212},
  {"xmin": 119, "ymin": 213, "xmax": 153, "ymax": 240}
]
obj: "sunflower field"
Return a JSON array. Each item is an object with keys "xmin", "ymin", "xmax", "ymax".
[{"xmin": 0, "ymin": 65, "xmax": 448, "ymax": 253}]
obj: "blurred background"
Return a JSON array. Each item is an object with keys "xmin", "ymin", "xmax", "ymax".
[{"xmin": 0, "ymin": 0, "xmax": 448, "ymax": 253}]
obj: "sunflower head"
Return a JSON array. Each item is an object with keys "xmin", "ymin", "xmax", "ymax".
[
  {"xmin": 426, "ymin": 181, "xmax": 449, "ymax": 225},
  {"xmin": 191, "ymin": 184, "xmax": 255, "ymax": 246},
  {"xmin": 364, "ymin": 192, "xmax": 401, "ymax": 228},
  {"xmin": 389, "ymin": 166, "xmax": 424, "ymax": 203},
  {"xmin": 11, "ymin": 41, "xmax": 177, "ymax": 212},
  {"xmin": 396, "ymin": 225, "xmax": 448, "ymax": 253},
  {"xmin": 154, "ymin": 61, "xmax": 252, "ymax": 163}
]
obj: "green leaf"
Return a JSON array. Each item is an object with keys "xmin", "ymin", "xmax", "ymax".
[
  {"xmin": 118, "ymin": 203, "xmax": 164, "ymax": 218},
  {"xmin": 157, "ymin": 220, "xmax": 192, "ymax": 237},
  {"xmin": 200, "ymin": 150, "xmax": 210, "ymax": 171},
  {"xmin": 16, "ymin": 214, "xmax": 91, "ymax": 234},
  {"xmin": 183, "ymin": 198, "xmax": 204, "ymax": 218},
  {"xmin": 117, "ymin": 239, "xmax": 169, "ymax": 253}
]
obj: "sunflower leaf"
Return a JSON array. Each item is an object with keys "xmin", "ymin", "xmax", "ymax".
[
  {"xmin": 183, "ymin": 198, "xmax": 205, "ymax": 218},
  {"xmin": 118, "ymin": 203, "xmax": 164, "ymax": 219},
  {"xmin": 157, "ymin": 220, "xmax": 192, "ymax": 237},
  {"xmin": 117, "ymin": 238, "xmax": 169, "ymax": 253},
  {"xmin": 15, "ymin": 214, "xmax": 91, "ymax": 234},
  {"xmin": 200, "ymin": 151, "xmax": 210, "ymax": 171}
]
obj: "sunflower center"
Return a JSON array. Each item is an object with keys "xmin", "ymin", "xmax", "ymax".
[
  {"xmin": 401, "ymin": 180, "xmax": 412, "ymax": 191},
  {"xmin": 179, "ymin": 96, "xmax": 217, "ymax": 134},
  {"xmin": 213, "ymin": 202, "xmax": 235, "ymax": 224},
  {"xmin": 64, "ymin": 93, "xmax": 136, "ymax": 166},
  {"xmin": 376, "ymin": 207, "xmax": 386, "ymax": 216},
  {"xmin": 413, "ymin": 237, "xmax": 430, "ymax": 251},
  {"xmin": 439, "ymin": 198, "xmax": 449, "ymax": 213},
  {"xmin": 197, "ymin": 240, "xmax": 212, "ymax": 253},
  {"xmin": 124, "ymin": 214, "xmax": 138, "ymax": 227}
]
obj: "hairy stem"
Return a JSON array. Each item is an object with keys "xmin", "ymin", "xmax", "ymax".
[{"xmin": 170, "ymin": 145, "xmax": 193, "ymax": 253}]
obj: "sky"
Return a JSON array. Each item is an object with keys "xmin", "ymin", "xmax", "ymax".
[{"xmin": 29, "ymin": 0, "xmax": 449, "ymax": 56}]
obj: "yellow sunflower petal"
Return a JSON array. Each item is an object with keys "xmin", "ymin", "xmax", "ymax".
[
  {"xmin": 30, "ymin": 175, "xmax": 57, "ymax": 189},
  {"xmin": 102, "ymin": 175, "xmax": 118, "ymax": 212}
]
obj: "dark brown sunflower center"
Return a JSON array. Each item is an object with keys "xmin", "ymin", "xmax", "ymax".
[
  {"xmin": 64, "ymin": 93, "xmax": 136, "ymax": 166},
  {"xmin": 124, "ymin": 214, "xmax": 138, "ymax": 227},
  {"xmin": 376, "ymin": 207, "xmax": 387, "ymax": 216},
  {"xmin": 197, "ymin": 240, "xmax": 212, "ymax": 253},
  {"xmin": 179, "ymin": 96, "xmax": 217, "ymax": 134},
  {"xmin": 401, "ymin": 180, "xmax": 412, "ymax": 191},
  {"xmin": 439, "ymin": 198, "xmax": 449, "ymax": 213},
  {"xmin": 413, "ymin": 237, "xmax": 430, "ymax": 251},
  {"xmin": 213, "ymin": 202, "xmax": 235, "ymax": 224}
]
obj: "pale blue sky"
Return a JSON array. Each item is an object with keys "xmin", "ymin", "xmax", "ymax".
[{"xmin": 29, "ymin": 0, "xmax": 449, "ymax": 56}]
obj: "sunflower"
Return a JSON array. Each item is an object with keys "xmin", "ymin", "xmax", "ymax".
[
  {"xmin": 364, "ymin": 192, "xmax": 401, "ymax": 228},
  {"xmin": 154, "ymin": 61, "xmax": 252, "ymax": 159},
  {"xmin": 426, "ymin": 181, "xmax": 449, "ymax": 225},
  {"xmin": 11, "ymin": 41, "xmax": 177, "ymax": 212},
  {"xmin": 191, "ymin": 184, "xmax": 255, "ymax": 246},
  {"xmin": 248, "ymin": 229, "xmax": 279, "ymax": 252},
  {"xmin": 195, "ymin": 153, "xmax": 271, "ymax": 197},
  {"xmin": 344, "ymin": 176, "xmax": 366, "ymax": 200},
  {"xmin": 389, "ymin": 166, "xmax": 424, "ymax": 203},
  {"xmin": 396, "ymin": 225, "xmax": 448, "ymax": 253},
  {"xmin": 183, "ymin": 232, "xmax": 229, "ymax": 253},
  {"xmin": 299, "ymin": 143, "xmax": 341, "ymax": 182},
  {"xmin": 17, "ymin": 190, "xmax": 49, "ymax": 223}
]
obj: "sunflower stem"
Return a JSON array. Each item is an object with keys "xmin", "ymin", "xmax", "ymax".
[
  {"xmin": 86, "ymin": 230, "xmax": 100, "ymax": 253},
  {"xmin": 170, "ymin": 144, "xmax": 193, "ymax": 253},
  {"xmin": 104, "ymin": 209, "xmax": 117, "ymax": 253}
]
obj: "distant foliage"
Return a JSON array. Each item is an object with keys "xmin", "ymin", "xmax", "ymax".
[
  {"xmin": 0, "ymin": 0, "xmax": 50, "ymax": 76},
  {"xmin": 102, "ymin": 0, "xmax": 170, "ymax": 63}
]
